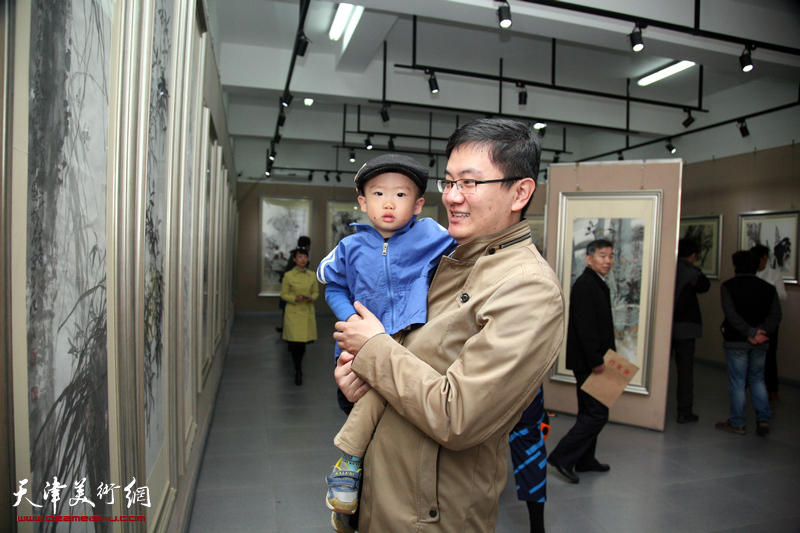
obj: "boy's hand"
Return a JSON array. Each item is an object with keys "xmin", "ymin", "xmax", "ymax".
[
  {"xmin": 334, "ymin": 301, "xmax": 385, "ymax": 354},
  {"xmin": 335, "ymin": 351, "xmax": 371, "ymax": 403}
]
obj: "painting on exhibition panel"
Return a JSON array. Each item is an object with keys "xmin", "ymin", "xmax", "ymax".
[
  {"xmin": 571, "ymin": 217, "xmax": 645, "ymax": 366},
  {"xmin": 25, "ymin": 0, "xmax": 114, "ymax": 525}
]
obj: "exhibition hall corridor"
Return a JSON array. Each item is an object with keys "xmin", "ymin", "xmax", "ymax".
[{"xmin": 187, "ymin": 314, "xmax": 800, "ymax": 532}]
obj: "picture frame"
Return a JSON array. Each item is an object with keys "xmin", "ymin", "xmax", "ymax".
[
  {"xmin": 738, "ymin": 210, "xmax": 799, "ymax": 284},
  {"xmin": 551, "ymin": 190, "xmax": 663, "ymax": 394},
  {"xmin": 679, "ymin": 214, "xmax": 722, "ymax": 279},
  {"xmin": 260, "ymin": 197, "xmax": 312, "ymax": 296},
  {"xmin": 526, "ymin": 214, "xmax": 545, "ymax": 254}
]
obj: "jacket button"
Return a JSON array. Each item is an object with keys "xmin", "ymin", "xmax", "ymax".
[
  {"xmin": 488, "ymin": 248, "xmax": 496, "ymax": 254},
  {"xmin": 429, "ymin": 510, "xmax": 437, "ymax": 518},
  {"xmin": 460, "ymin": 293, "xmax": 469, "ymax": 303}
]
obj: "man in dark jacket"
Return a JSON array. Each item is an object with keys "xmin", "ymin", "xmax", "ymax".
[
  {"xmin": 548, "ymin": 239, "xmax": 615, "ymax": 484},
  {"xmin": 716, "ymin": 251, "xmax": 781, "ymax": 437},
  {"xmin": 672, "ymin": 238, "xmax": 711, "ymax": 423}
]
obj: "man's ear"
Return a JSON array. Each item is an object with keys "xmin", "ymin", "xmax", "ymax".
[
  {"xmin": 357, "ymin": 195, "xmax": 367, "ymax": 212},
  {"xmin": 511, "ymin": 177, "xmax": 536, "ymax": 213},
  {"xmin": 413, "ymin": 196, "xmax": 425, "ymax": 215}
]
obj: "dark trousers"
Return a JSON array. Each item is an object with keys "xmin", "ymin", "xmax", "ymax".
[
  {"xmin": 671, "ymin": 338, "xmax": 696, "ymax": 414},
  {"xmin": 287, "ymin": 341, "xmax": 305, "ymax": 371},
  {"xmin": 765, "ymin": 327, "xmax": 779, "ymax": 393},
  {"xmin": 549, "ymin": 371, "xmax": 608, "ymax": 470}
]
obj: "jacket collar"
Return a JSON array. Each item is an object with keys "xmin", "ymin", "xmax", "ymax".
[
  {"xmin": 353, "ymin": 215, "xmax": 418, "ymax": 240},
  {"xmin": 450, "ymin": 220, "xmax": 531, "ymax": 262}
]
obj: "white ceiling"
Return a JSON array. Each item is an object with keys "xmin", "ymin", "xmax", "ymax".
[{"xmin": 206, "ymin": 0, "xmax": 800, "ymax": 183}]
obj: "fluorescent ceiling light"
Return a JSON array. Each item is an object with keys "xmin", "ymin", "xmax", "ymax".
[
  {"xmin": 533, "ymin": 122, "xmax": 547, "ymax": 130},
  {"xmin": 304, "ymin": 98, "xmax": 314, "ymax": 106},
  {"xmin": 329, "ymin": 3, "xmax": 354, "ymax": 41},
  {"xmin": 637, "ymin": 61, "xmax": 696, "ymax": 87},
  {"xmin": 341, "ymin": 5, "xmax": 364, "ymax": 49}
]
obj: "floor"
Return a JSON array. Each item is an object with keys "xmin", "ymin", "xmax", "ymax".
[{"xmin": 188, "ymin": 313, "xmax": 800, "ymax": 533}]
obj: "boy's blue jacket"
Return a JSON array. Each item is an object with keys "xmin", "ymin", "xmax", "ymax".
[{"xmin": 317, "ymin": 216, "xmax": 455, "ymax": 336}]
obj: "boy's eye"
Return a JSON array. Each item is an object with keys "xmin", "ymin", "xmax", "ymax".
[{"xmin": 397, "ymin": 192, "xmax": 406, "ymax": 197}]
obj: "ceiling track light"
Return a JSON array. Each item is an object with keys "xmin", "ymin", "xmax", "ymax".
[
  {"xmin": 666, "ymin": 140, "xmax": 677, "ymax": 154},
  {"xmin": 497, "ymin": 1, "xmax": 512, "ymax": 29},
  {"xmin": 268, "ymin": 150, "xmax": 276, "ymax": 162},
  {"xmin": 517, "ymin": 83, "xmax": 528, "ymax": 105},
  {"xmin": 308, "ymin": 172, "xmax": 313, "ymax": 182},
  {"xmin": 682, "ymin": 109, "xmax": 695, "ymax": 128},
  {"xmin": 280, "ymin": 89, "xmax": 293, "ymax": 107},
  {"xmin": 738, "ymin": 120, "xmax": 750, "ymax": 137},
  {"xmin": 629, "ymin": 23, "xmax": 645, "ymax": 52},
  {"xmin": 553, "ymin": 152, "xmax": 560, "ymax": 163},
  {"xmin": 336, "ymin": 172, "xmax": 342, "ymax": 182},
  {"xmin": 740, "ymin": 45, "xmax": 755, "ymax": 73},
  {"xmin": 274, "ymin": 133, "xmax": 282, "ymax": 144},
  {"xmin": 388, "ymin": 137, "xmax": 396, "ymax": 151},
  {"xmin": 278, "ymin": 111, "xmax": 286, "ymax": 127},
  {"xmin": 429, "ymin": 155, "xmax": 436, "ymax": 168},
  {"xmin": 365, "ymin": 136, "xmax": 373, "ymax": 150},
  {"xmin": 349, "ymin": 149, "xmax": 356, "ymax": 162},
  {"xmin": 296, "ymin": 32, "xmax": 310, "ymax": 57},
  {"xmin": 380, "ymin": 105, "xmax": 390, "ymax": 122},
  {"xmin": 324, "ymin": 172, "xmax": 330, "ymax": 182},
  {"xmin": 427, "ymin": 70, "xmax": 439, "ymax": 94},
  {"xmin": 617, "ymin": 152, "xmax": 624, "ymax": 161}
]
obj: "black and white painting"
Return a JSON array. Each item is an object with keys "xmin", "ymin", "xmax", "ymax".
[
  {"xmin": 26, "ymin": 0, "xmax": 114, "ymax": 526},
  {"xmin": 739, "ymin": 211, "xmax": 798, "ymax": 284},
  {"xmin": 144, "ymin": 0, "xmax": 175, "ymax": 473},
  {"xmin": 260, "ymin": 197, "xmax": 312, "ymax": 296},
  {"xmin": 326, "ymin": 201, "xmax": 370, "ymax": 251},
  {"xmin": 680, "ymin": 215, "xmax": 722, "ymax": 279},
  {"xmin": 553, "ymin": 191, "xmax": 661, "ymax": 393}
]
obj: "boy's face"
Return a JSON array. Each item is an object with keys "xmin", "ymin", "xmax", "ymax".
[{"xmin": 358, "ymin": 172, "xmax": 424, "ymax": 239}]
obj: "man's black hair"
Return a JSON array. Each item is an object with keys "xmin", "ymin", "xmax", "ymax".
[
  {"xmin": 297, "ymin": 235, "xmax": 311, "ymax": 249},
  {"xmin": 678, "ymin": 238, "xmax": 699, "ymax": 259},
  {"xmin": 732, "ymin": 250, "xmax": 759, "ymax": 274},
  {"xmin": 749, "ymin": 244, "xmax": 769, "ymax": 260},
  {"xmin": 586, "ymin": 239, "xmax": 613, "ymax": 256},
  {"xmin": 445, "ymin": 118, "xmax": 542, "ymax": 217}
]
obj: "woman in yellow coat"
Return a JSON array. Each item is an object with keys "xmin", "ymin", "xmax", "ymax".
[{"xmin": 281, "ymin": 248, "xmax": 318, "ymax": 385}]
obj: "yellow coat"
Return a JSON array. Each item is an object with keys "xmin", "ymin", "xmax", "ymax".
[{"xmin": 281, "ymin": 267, "xmax": 318, "ymax": 342}]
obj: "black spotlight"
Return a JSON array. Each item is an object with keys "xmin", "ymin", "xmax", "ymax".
[
  {"xmin": 278, "ymin": 111, "xmax": 286, "ymax": 127},
  {"xmin": 617, "ymin": 152, "xmax": 624, "ymax": 161},
  {"xmin": 388, "ymin": 137, "xmax": 396, "ymax": 151},
  {"xmin": 349, "ymin": 149, "xmax": 356, "ymax": 162},
  {"xmin": 666, "ymin": 140, "xmax": 677, "ymax": 154},
  {"xmin": 269, "ymin": 150, "xmax": 276, "ymax": 162},
  {"xmin": 297, "ymin": 32, "xmax": 310, "ymax": 57},
  {"xmin": 497, "ymin": 1, "xmax": 512, "ymax": 29},
  {"xmin": 553, "ymin": 152, "xmax": 560, "ymax": 163},
  {"xmin": 738, "ymin": 120, "xmax": 750, "ymax": 137},
  {"xmin": 365, "ymin": 136, "xmax": 373, "ymax": 150},
  {"xmin": 682, "ymin": 110, "xmax": 695, "ymax": 128},
  {"xmin": 428, "ymin": 71, "xmax": 439, "ymax": 94},
  {"xmin": 429, "ymin": 155, "xmax": 436, "ymax": 168},
  {"xmin": 629, "ymin": 24, "xmax": 644, "ymax": 52},
  {"xmin": 324, "ymin": 172, "xmax": 330, "ymax": 182},
  {"xmin": 336, "ymin": 172, "xmax": 342, "ymax": 182},
  {"xmin": 740, "ymin": 45, "xmax": 754, "ymax": 73},
  {"xmin": 380, "ymin": 106, "xmax": 390, "ymax": 122},
  {"xmin": 518, "ymin": 84, "xmax": 528, "ymax": 106},
  {"xmin": 307, "ymin": 172, "xmax": 313, "ymax": 182},
  {"xmin": 280, "ymin": 89, "xmax": 293, "ymax": 107},
  {"xmin": 274, "ymin": 133, "xmax": 282, "ymax": 144}
]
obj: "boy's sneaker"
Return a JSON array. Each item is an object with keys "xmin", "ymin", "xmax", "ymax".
[
  {"xmin": 331, "ymin": 511, "xmax": 357, "ymax": 533},
  {"xmin": 715, "ymin": 420, "xmax": 746, "ymax": 435},
  {"xmin": 326, "ymin": 458, "xmax": 362, "ymax": 515},
  {"xmin": 756, "ymin": 420, "xmax": 770, "ymax": 436}
]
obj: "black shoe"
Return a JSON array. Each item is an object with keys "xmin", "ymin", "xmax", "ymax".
[
  {"xmin": 294, "ymin": 370, "xmax": 303, "ymax": 386},
  {"xmin": 756, "ymin": 420, "xmax": 770, "ymax": 436},
  {"xmin": 677, "ymin": 413, "xmax": 699, "ymax": 424},
  {"xmin": 575, "ymin": 462, "xmax": 610, "ymax": 473},
  {"xmin": 548, "ymin": 458, "xmax": 579, "ymax": 483},
  {"xmin": 276, "ymin": 327, "xmax": 283, "ymax": 333}
]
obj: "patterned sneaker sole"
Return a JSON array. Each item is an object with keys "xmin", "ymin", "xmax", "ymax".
[
  {"xmin": 331, "ymin": 512, "xmax": 357, "ymax": 533},
  {"xmin": 326, "ymin": 495, "xmax": 358, "ymax": 515}
]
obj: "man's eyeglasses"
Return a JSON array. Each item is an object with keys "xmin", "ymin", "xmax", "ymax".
[{"xmin": 436, "ymin": 177, "xmax": 523, "ymax": 194}]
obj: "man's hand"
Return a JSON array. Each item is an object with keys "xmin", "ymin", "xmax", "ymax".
[
  {"xmin": 333, "ymin": 301, "xmax": 385, "ymax": 354},
  {"xmin": 335, "ymin": 350, "xmax": 371, "ymax": 402},
  {"xmin": 592, "ymin": 364, "xmax": 605, "ymax": 374},
  {"xmin": 749, "ymin": 330, "xmax": 769, "ymax": 345}
]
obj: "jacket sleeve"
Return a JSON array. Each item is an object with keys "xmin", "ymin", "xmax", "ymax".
[
  {"xmin": 317, "ymin": 242, "xmax": 358, "ymax": 320},
  {"xmin": 720, "ymin": 284, "xmax": 758, "ymax": 338},
  {"xmin": 280, "ymin": 272, "xmax": 295, "ymax": 304},
  {"xmin": 351, "ymin": 272, "xmax": 565, "ymax": 451},
  {"xmin": 694, "ymin": 267, "xmax": 711, "ymax": 294},
  {"xmin": 571, "ymin": 280, "xmax": 608, "ymax": 369}
]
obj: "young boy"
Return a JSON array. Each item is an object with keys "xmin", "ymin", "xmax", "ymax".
[{"xmin": 317, "ymin": 154, "xmax": 455, "ymax": 531}]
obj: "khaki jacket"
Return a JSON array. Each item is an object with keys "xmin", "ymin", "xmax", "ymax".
[
  {"xmin": 281, "ymin": 267, "xmax": 318, "ymax": 342},
  {"xmin": 352, "ymin": 221, "xmax": 565, "ymax": 532}
]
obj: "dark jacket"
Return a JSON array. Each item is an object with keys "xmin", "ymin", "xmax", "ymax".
[
  {"xmin": 566, "ymin": 266, "xmax": 616, "ymax": 373},
  {"xmin": 672, "ymin": 258, "xmax": 711, "ymax": 339},
  {"xmin": 720, "ymin": 274, "xmax": 781, "ymax": 349}
]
